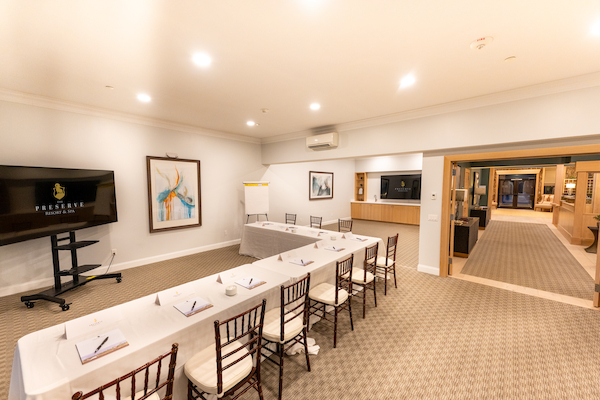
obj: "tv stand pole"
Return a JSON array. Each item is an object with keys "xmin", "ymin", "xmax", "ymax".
[{"xmin": 20, "ymin": 231, "xmax": 122, "ymax": 311}]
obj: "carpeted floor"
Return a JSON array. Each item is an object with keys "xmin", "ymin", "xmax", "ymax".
[
  {"xmin": 4, "ymin": 226, "xmax": 600, "ymax": 399},
  {"xmin": 461, "ymin": 221, "xmax": 595, "ymax": 300}
]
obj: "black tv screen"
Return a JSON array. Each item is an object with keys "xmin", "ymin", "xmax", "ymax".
[
  {"xmin": 380, "ymin": 174, "xmax": 421, "ymax": 200},
  {"xmin": 0, "ymin": 165, "xmax": 117, "ymax": 246}
]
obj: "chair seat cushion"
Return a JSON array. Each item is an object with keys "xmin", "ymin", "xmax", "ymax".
[
  {"xmin": 184, "ymin": 340, "xmax": 252, "ymax": 395},
  {"xmin": 123, "ymin": 391, "xmax": 160, "ymax": 400},
  {"xmin": 376, "ymin": 257, "xmax": 395, "ymax": 268},
  {"xmin": 262, "ymin": 307, "xmax": 304, "ymax": 343},
  {"xmin": 342, "ymin": 268, "xmax": 375, "ymax": 284},
  {"xmin": 309, "ymin": 283, "xmax": 348, "ymax": 306}
]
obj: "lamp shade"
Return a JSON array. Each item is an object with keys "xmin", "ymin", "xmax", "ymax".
[
  {"xmin": 474, "ymin": 186, "xmax": 487, "ymax": 195},
  {"xmin": 566, "ymin": 183, "xmax": 576, "ymax": 189}
]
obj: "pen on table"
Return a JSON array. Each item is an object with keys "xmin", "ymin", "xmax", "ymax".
[
  {"xmin": 191, "ymin": 300, "xmax": 196, "ymax": 312},
  {"xmin": 301, "ymin": 259, "xmax": 304, "ymax": 264},
  {"xmin": 249, "ymin": 278, "xmax": 253, "ymax": 285},
  {"xmin": 95, "ymin": 336, "xmax": 109, "ymax": 353}
]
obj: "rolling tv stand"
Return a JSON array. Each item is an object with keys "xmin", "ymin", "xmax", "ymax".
[{"xmin": 21, "ymin": 231, "xmax": 122, "ymax": 311}]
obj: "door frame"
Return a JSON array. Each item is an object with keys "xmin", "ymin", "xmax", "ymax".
[{"xmin": 439, "ymin": 143, "xmax": 600, "ymax": 278}]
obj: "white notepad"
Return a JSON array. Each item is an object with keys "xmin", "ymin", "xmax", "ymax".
[
  {"xmin": 289, "ymin": 258, "xmax": 314, "ymax": 266},
  {"xmin": 351, "ymin": 236, "xmax": 368, "ymax": 242},
  {"xmin": 76, "ymin": 328, "xmax": 129, "ymax": 365},
  {"xmin": 235, "ymin": 276, "xmax": 266, "ymax": 290},
  {"xmin": 173, "ymin": 296, "xmax": 213, "ymax": 317},
  {"xmin": 324, "ymin": 246, "xmax": 345, "ymax": 252}
]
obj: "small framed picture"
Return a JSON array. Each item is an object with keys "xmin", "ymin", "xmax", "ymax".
[
  {"xmin": 309, "ymin": 171, "xmax": 333, "ymax": 200},
  {"xmin": 147, "ymin": 156, "xmax": 201, "ymax": 233}
]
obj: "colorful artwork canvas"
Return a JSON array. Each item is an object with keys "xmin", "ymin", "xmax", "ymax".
[
  {"xmin": 309, "ymin": 171, "xmax": 333, "ymax": 200},
  {"xmin": 147, "ymin": 156, "xmax": 201, "ymax": 233}
]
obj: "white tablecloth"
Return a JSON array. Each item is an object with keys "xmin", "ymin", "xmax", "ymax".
[
  {"xmin": 252, "ymin": 235, "xmax": 383, "ymax": 287},
  {"xmin": 239, "ymin": 221, "xmax": 334, "ymax": 259},
  {"xmin": 9, "ymin": 264, "xmax": 290, "ymax": 400},
  {"xmin": 10, "ymin": 226, "xmax": 383, "ymax": 400}
]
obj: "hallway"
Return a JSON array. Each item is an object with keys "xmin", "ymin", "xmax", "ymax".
[{"xmin": 452, "ymin": 209, "xmax": 598, "ymax": 310}]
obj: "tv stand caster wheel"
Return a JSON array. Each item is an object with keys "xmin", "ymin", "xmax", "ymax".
[
  {"xmin": 117, "ymin": 277, "xmax": 122, "ymax": 283},
  {"xmin": 25, "ymin": 302, "xmax": 34, "ymax": 309},
  {"xmin": 61, "ymin": 304, "xmax": 70, "ymax": 311}
]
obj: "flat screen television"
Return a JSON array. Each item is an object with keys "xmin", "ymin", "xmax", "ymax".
[
  {"xmin": 0, "ymin": 165, "xmax": 117, "ymax": 246},
  {"xmin": 380, "ymin": 174, "xmax": 421, "ymax": 200}
]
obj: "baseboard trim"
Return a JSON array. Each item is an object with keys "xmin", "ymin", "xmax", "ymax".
[
  {"xmin": 0, "ymin": 239, "xmax": 241, "ymax": 298},
  {"xmin": 417, "ymin": 264, "xmax": 440, "ymax": 276}
]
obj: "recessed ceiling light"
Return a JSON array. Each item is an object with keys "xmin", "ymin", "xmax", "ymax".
[
  {"xmin": 247, "ymin": 121, "xmax": 257, "ymax": 126},
  {"xmin": 105, "ymin": 85, "xmax": 114, "ymax": 90},
  {"xmin": 504, "ymin": 56, "xmax": 517, "ymax": 62},
  {"xmin": 137, "ymin": 94, "xmax": 151, "ymax": 102},
  {"xmin": 399, "ymin": 75, "xmax": 416, "ymax": 88},
  {"xmin": 591, "ymin": 22, "xmax": 600, "ymax": 35},
  {"xmin": 193, "ymin": 53, "xmax": 212, "ymax": 67},
  {"xmin": 310, "ymin": 103, "xmax": 321, "ymax": 110}
]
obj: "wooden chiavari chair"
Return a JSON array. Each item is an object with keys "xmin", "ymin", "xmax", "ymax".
[
  {"xmin": 285, "ymin": 213, "xmax": 297, "ymax": 225},
  {"xmin": 309, "ymin": 216, "xmax": 322, "ymax": 229},
  {"xmin": 261, "ymin": 274, "xmax": 311, "ymax": 400},
  {"xmin": 72, "ymin": 343, "xmax": 178, "ymax": 400},
  {"xmin": 338, "ymin": 219, "xmax": 353, "ymax": 233},
  {"xmin": 376, "ymin": 234, "xmax": 399, "ymax": 295},
  {"xmin": 185, "ymin": 300, "xmax": 267, "ymax": 400},
  {"xmin": 308, "ymin": 255, "xmax": 354, "ymax": 348},
  {"xmin": 348, "ymin": 242, "xmax": 378, "ymax": 318}
]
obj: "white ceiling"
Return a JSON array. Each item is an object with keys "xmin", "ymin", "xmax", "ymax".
[{"xmin": 1, "ymin": 1, "xmax": 600, "ymax": 140}]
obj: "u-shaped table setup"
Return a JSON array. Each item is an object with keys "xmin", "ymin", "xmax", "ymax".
[{"xmin": 9, "ymin": 221, "xmax": 383, "ymax": 400}]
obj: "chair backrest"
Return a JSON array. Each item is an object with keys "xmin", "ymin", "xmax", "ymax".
[
  {"xmin": 335, "ymin": 255, "xmax": 354, "ymax": 304},
  {"xmin": 362, "ymin": 243, "xmax": 379, "ymax": 281},
  {"xmin": 278, "ymin": 273, "xmax": 311, "ymax": 342},
  {"xmin": 385, "ymin": 234, "xmax": 399, "ymax": 265},
  {"xmin": 338, "ymin": 219, "xmax": 353, "ymax": 233},
  {"xmin": 310, "ymin": 216, "xmax": 322, "ymax": 229},
  {"xmin": 215, "ymin": 299, "xmax": 266, "ymax": 396},
  {"xmin": 72, "ymin": 343, "xmax": 178, "ymax": 400},
  {"xmin": 285, "ymin": 213, "xmax": 297, "ymax": 225}
]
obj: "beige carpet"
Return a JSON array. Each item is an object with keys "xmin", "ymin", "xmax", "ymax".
[
  {"xmin": 461, "ymin": 221, "xmax": 595, "ymax": 300},
  {"xmin": 4, "ymin": 235, "xmax": 600, "ymax": 398},
  {"xmin": 323, "ymin": 219, "xmax": 419, "ymax": 269}
]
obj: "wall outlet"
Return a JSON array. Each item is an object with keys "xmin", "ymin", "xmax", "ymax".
[
  {"xmin": 431, "ymin": 193, "xmax": 437, "ymax": 200},
  {"xmin": 111, "ymin": 248, "xmax": 117, "ymax": 256}
]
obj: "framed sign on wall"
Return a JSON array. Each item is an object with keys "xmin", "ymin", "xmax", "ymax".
[
  {"xmin": 147, "ymin": 156, "xmax": 201, "ymax": 233},
  {"xmin": 309, "ymin": 171, "xmax": 333, "ymax": 200}
]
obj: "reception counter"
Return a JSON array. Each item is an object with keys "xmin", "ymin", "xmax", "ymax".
[{"xmin": 350, "ymin": 201, "xmax": 420, "ymax": 225}]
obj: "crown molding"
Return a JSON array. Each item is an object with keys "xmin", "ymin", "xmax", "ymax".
[
  {"xmin": 261, "ymin": 71, "xmax": 600, "ymax": 145},
  {"xmin": 0, "ymin": 88, "xmax": 261, "ymax": 144}
]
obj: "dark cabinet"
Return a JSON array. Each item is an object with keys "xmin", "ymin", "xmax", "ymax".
[
  {"xmin": 470, "ymin": 207, "xmax": 490, "ymax": 229},
  {"xmin": 454, "ymin": 217, "xmax": 479, "ymax": 257}
]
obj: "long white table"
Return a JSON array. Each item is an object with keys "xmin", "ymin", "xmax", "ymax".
[
  {"xmin": 239, "ymin": 221, "xmax": 329, "ymax": 259},
  {"xmin": 253, "ymin": 235, "xmax": 382, "ymax": 286},
  {"xmin": 10, "ymin": 225, "xmax": 383, "ymax": 400},
  {"xmin": 9, "ymin": 264, "xmax": 289, "ymax": 400}
]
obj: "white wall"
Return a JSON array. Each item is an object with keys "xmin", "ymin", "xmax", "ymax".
[
  {"xmin": 355, "ymin": 154, "xmax": 422, "ymax": 172},
  {"xmin": 0, "ymin": 100, "xmax": 265, "ymax": 296},
  {"xmin": 262, "ymin": 86, "xmax": 600, "ymax": 165},
  {"xmin": 260, "ymin": 160, "xmax": 355, "ymax": 226},
  {"xmin": 417, "ymin": 156, "xmax": 445, "ymax": 276}
]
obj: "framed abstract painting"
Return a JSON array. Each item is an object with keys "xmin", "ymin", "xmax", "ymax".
[
  {"xmin": 146, "ymin": 156, "xmax": 201, "ymax": 233},
  {"xmin": 309, "ymin": 171, "xmax": 333, "ymax": 200}
]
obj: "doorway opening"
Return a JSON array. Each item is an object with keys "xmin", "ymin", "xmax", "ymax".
[{"xmin": 498, "ymin": 174, "xmax": 536, "ymax": 210}]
